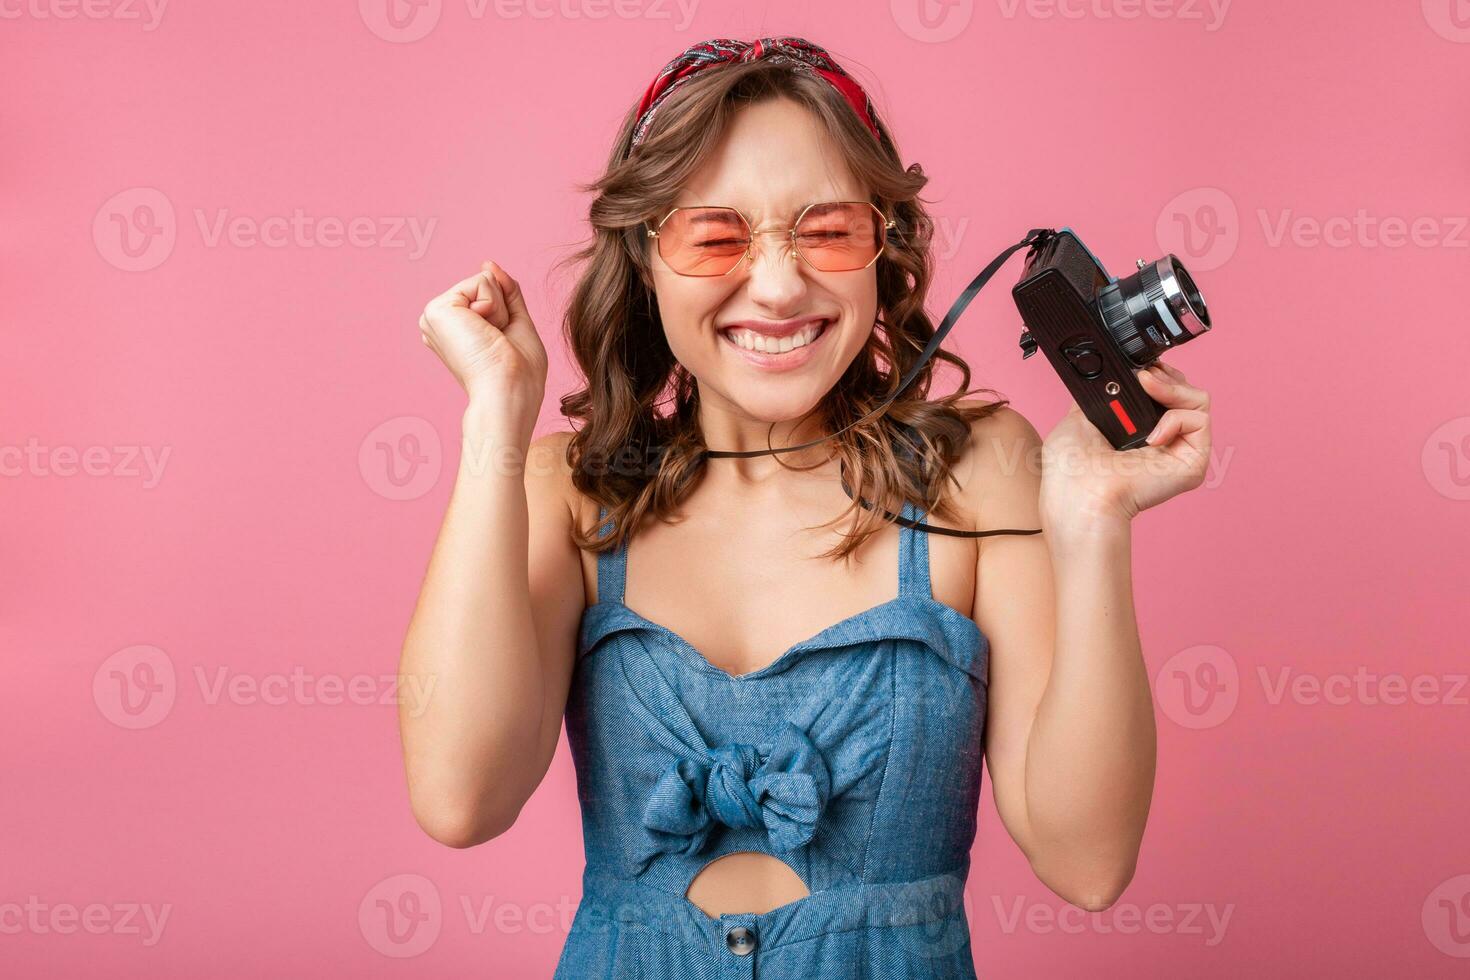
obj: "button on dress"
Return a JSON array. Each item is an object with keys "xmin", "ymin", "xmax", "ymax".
[{"xmin": 554, "ymin": 499, "xmax": 989, "ymax": 978}]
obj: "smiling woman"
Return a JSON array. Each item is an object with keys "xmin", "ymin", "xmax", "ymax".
[
  {"xmin": 553, "ymin": 42, "xmax": 1006, "ymax": 557},
  {"xmin": 401, "ymin": 33, "xmax": 1190, "ymax": 980}
]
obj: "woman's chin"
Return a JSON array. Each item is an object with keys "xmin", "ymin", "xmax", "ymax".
[{"xmin": 716, "ymin": 384, "xmax": 828, "ymax": 428}]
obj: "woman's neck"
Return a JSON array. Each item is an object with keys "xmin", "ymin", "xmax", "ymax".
[{"xmin": 694, "ymin": 399, "xmax": 837, "ymax": 485}]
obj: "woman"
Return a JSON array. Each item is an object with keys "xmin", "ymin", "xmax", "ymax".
[{"xmin": 399, "ymin": 36, "xmax": 1211, "ymax": 978}]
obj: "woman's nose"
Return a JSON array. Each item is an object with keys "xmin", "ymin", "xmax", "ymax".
[{"xmin": 741, "ymin": 231, "xmax": 807, "ymax": 308}]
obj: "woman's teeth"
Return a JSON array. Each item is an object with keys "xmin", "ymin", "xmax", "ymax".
[{"xmin": 723, "ymin": 320, "xmax": 828, "ymax": 354}]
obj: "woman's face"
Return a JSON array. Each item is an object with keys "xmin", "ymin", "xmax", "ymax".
[{"xmin": 647, "ymin": 96, "xmax": 879, "ymax": 426}]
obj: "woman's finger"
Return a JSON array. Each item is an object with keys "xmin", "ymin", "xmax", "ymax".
[
  {"xmin": 1145, "ymin": 407, "xmax": 1209, "ymax": 447},
  {"xmin": 1137, "ymin": 367, "xmax": 1209, "ymax": 411},
  {"xmin": 473, "ymin": 263, "xmax": 511, "ymax": 330},
  {"xmin": 1150, "ymin": 359, "xmax": 1189, "ymax": 385},
  {"xmin": 426, "ymin": 270, "xmax": 494, "ymax": 313},
  {"xmin": 484, "ymin": 260, "xmax": 535, "ymax": 329}
]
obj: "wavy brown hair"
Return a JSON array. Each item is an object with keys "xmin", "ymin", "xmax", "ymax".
[{"xmin": 554, "ymin": 53, "xmax": 1010, "ymax": 560}]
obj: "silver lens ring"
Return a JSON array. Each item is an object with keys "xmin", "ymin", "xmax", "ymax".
[{"xmin": 1153, "ymin": 256, "xmax": 1211, "ymax": 341}]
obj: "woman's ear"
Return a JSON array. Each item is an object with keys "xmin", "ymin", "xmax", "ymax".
[{"xmin": 626, "ymin": 229, "xmax": 657, "ymax": 292}]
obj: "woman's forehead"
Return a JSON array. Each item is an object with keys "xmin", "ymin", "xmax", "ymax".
[
  {"xmin": 665, "ymin": 196, "xmax": 860, "ymax": 224},
  {"xmin": 678, "ymin": 152, "xmax": 862, "ymax": 212},
  {"xmin": 670, "ymin": 175, "xmax": 869, "ymax": 223}
]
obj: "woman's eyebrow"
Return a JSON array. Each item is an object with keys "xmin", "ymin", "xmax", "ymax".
[
  {"xmin": 684, "ymin": 210, "xmax": 745, "ymax": 228},
  {"xmin": 748, "ymin": 201, "xmax": 854, "ymax": 224},
  {"xmin": 797, "ymin": 201, "xmax": 850, "ymax": 217},
  {"xmin": 678, "ymin": 199, "xmax": 860, "ymax": 226}
]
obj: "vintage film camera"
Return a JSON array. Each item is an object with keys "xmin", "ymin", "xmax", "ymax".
[{"xmin": 1013, "ymin": 229, "xmax": 1213, "ymax": 450}]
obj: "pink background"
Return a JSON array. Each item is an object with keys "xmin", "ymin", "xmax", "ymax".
[{"xmin": 6, "ymin": 0, "xmax": 1470, "ymax": 976}]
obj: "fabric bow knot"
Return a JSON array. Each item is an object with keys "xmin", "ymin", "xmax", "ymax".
[{"xmin": 637, "ymin": 721, "xmax": 832, "ymax": 865}]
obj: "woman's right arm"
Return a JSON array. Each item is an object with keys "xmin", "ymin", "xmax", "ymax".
[{"xmin": 397, "ymin": 261, "xmax": 583, "ymax": 848}]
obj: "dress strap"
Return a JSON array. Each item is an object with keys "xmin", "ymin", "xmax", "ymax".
[
  {"xmin": 897, "ymin": 499, "xmax": 933, "ymax": 600},
  {"xmin": 594, "ymin": 505, "xmax": 627, "ymax": 605}
]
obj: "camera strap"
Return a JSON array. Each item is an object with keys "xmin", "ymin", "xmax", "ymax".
[{"xmin": 701, "ymin": 228, "xmax": 1054, "ymax": 537}]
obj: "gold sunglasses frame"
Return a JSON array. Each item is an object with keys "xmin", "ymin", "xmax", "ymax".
[{"xmin": 645, "ymin": 200, "xmax": 897, "ymax": 277}]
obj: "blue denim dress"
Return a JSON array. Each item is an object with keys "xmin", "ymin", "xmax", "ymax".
[{"xmin": 555, "ymin": 500, "xmax": 989, "ymax": 978}]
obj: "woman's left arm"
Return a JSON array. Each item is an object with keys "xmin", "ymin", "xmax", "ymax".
[{"xmin": 964, "ymin": 360, "xmax": 1212, "ymax": 911}]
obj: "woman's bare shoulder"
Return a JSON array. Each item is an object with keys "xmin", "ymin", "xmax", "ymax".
[
  {"xmin": 956, "ymin": 398, "xmax": 1042, "ymax": 449},
  {"xmin": 526, "ymin": 429, "xmax": 576, "ymax": 514},
  {"xmin": 525, "ymin": 430, "xmax": 593, "ymax": 529},
  {"xmin": 949, "ymin": 399, "xmax": 1044, "ymax": 532}
]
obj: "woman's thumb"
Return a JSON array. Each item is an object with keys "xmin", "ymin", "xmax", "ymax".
[{"xmin": 482, "ymin": 260, "xmax": 533, "ymax": 327}]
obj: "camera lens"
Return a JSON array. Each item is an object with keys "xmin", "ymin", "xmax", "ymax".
[
  {"xmin": 1169, "ymin": 259, "xmax": 1211, "ymax": 330},
  {"xmin": 1097, "ymin": 255, "xmax": 1212, "ymax": 366}
]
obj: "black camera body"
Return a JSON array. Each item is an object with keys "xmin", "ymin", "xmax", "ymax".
[{"xmin": 1012, "ymin": 229, "xmax": 1212, "ymax": 450}]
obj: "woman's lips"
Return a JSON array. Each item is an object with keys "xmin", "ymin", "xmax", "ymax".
[{"xmin": 718, "ymin": 319, "xmax": 832, "ymax": 372}]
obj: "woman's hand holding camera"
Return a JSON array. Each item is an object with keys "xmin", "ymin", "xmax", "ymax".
[
  {"xmin": 1039, "ymin": 359, "xmax": 1213, "ymax": 530},
  {"xmin": 419, "ymin": 260, "xmax": 548, "ymax": 449}
]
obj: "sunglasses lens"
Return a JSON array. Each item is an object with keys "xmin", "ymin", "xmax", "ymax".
[
  {"xmin": 653, "ymin": 203, "xmax": 887, "ymax": 276},
  {"xmin": 656, "ymin": 207, "xmax": 749, "ymax": 276},
  {"xmin": 795, "ymin": 203, "xmax": 884, "ymax": 272}
]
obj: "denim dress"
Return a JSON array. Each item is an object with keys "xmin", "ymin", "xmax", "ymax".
[{"xmin": 554, "ymin": 500, "xmax": 989, "ymax": 978}]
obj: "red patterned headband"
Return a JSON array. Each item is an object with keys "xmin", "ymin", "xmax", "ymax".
[{"xmin": 627, "ymin": 36, "xmax": 882, "ymax": 155}]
